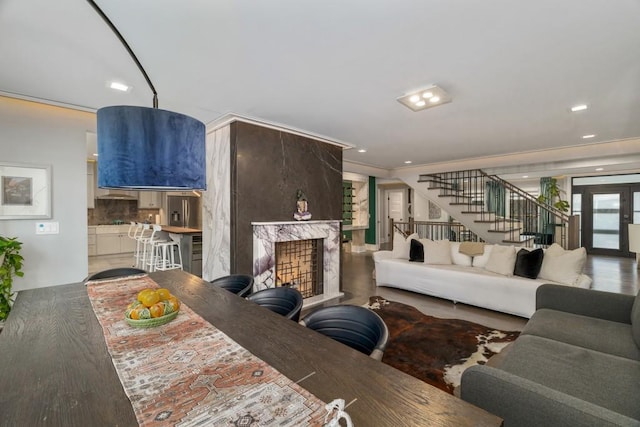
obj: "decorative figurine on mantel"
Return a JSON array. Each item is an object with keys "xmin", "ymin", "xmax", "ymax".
[{"xmin": 294, "ymin": 189, "xmax": 312, "ymax": 221}]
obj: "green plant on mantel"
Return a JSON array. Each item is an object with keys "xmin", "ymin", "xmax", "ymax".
[
  {"xmin": 537, "ymin": 178, "xmax": 570, "ymax": 213},
  {"xmin": 0, "ymin": 236, "xmax": 24, "ymax": 321}
]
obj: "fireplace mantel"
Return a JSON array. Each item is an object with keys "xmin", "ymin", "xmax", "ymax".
[
  {"xmin": 252, "ymin": 220, "xmax": 341, "ymax": 226},
  {"xmin": 252, "ymin": 220, "xmax": 342, "ymax": 308}
]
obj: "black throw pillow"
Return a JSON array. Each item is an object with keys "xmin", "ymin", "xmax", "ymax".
[
  {"xmin": 409, "ymin": 239, "xmax": 424, "ymax": 262},
  {"xmin": 513, "ymin": 248, "xmax": 544, "ymax": 279}
]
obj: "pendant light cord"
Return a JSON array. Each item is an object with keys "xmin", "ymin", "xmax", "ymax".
[{"xmin": 87, "ymin": 0, "xmax": 159, "ymax": 108}]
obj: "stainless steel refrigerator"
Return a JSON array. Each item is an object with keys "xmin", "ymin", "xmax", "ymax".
[{"xmin": 168, "ymin": 195, "xmax": 200, "ymax": 228}]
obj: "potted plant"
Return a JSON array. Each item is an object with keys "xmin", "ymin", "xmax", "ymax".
[
  {"xmin": 0, "ymin": 236, "xmax": 24, "ymax": 324},
  {"xmin": 537, "ymin": 177, "xmax": 570, "ymax": 213}
]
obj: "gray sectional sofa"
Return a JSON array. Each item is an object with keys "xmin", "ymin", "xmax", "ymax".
[{"xmin": 460, "ymin": 284, "xmax": 640, "ymax": 426}]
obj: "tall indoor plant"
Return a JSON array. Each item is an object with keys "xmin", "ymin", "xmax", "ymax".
[
  {"xmin": 537, "ymin": 177, "xmax": 570, "ymax": 212},
  {"xmin": 0, "ymin": 236, "xmax": 24, "ymax": 322}
]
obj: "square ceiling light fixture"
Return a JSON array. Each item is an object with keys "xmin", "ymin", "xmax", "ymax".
[{"xmin": 397, "ymin": 85, "xmax": 451, "ymax": 112}]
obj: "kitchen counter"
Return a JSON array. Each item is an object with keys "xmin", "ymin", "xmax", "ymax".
[
  {"xmin": 160, "ymin": 225, "xmax": 202, "ymax": 234},
  {"xmin": 158, "ymin": 226, "xmax": 202, "ymax": 276}
]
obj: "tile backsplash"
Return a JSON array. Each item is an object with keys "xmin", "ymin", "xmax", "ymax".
[{"xmin": 88, "ymin": 199, "xmax": 160, "ymax": 225}]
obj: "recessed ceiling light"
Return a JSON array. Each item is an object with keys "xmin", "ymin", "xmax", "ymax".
[
  {"xmin": 582, "ymin": 134, "xmax": 596, "ymax": 139},
  {"xmin": 397, "ymin": 85, "xmax": 451, "ymax": 112},
  {"xmin": 595, "ymin": 167, "xmax": 604, "ymax": 171},
  {"xmin": 570, "ymin": 104, "xmax": 588, "ymax": 112},
  {"xmin": 404, "ymin": 160, "xmax": 412, "ymax": 164},
  {"xmin": 522, "ymin": 175, "xmax": 529, "ymax": 178},
  {"xmin": 357, "ymin": 148, "xmax": 367, "ymax": 153},
  {"xmin": 109, "ymin": 81, "xmax": 131, "ymax": 92}
]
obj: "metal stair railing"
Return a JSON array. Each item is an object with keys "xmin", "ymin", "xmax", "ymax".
[
  {"xmin": 417, "ymin": 169, "xmax": 570, "ymax": 248},
  {"xmin": 392, "ymin": 220, "xmax": 482, "ymax": 243}
]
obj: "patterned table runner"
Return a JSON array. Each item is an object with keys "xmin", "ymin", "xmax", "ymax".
[{"xmin": 86, "ymin": 275, "xmax": 327, "ymax": 426}]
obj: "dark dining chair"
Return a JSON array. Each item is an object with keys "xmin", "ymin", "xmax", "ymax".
[
  {"xmin": 246, "ymin": 287, "xmax": 304, "ymax": 322},
  {"xmin": 86, "ymin": 267, "xmax": 146, "ymax": 281},
  {"xmin": 209, "ymin": 274, "xmax": 254, "ymax": 298},
  {"xmin": 300, "ymin": 305, "xmax": 389, "ymax": 361}
]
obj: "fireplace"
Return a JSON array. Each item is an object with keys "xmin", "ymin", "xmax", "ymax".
[
  {"xmin": 275, "ymin": 239, "xmax": 323, "ymax": 298},
  {"xmin": 252, "ymin": 220, "xmax": 341, "ymax": 307}
]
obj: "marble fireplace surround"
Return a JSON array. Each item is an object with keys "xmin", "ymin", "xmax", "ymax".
[{"xmin": 252, "ymin": 220, "xmax": 342, "ymax": 308}]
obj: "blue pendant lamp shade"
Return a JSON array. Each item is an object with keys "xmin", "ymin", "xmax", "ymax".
[{"xmin": 97, "ymin": 105, "xmax": 206, "ymax": 190}]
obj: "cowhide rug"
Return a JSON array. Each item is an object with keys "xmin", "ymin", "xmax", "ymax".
[{"xmin": 366, "ymin": 296, "xmax": 520, "ymax": 395}]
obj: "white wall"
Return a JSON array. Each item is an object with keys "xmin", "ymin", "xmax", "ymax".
[
  {"xmin": 0, "ymin": 96, "xmax": 93, "ymax": 290},
  {"xmin": 412, "ymin": 190, "xmax": 448, "ymax": 222}
]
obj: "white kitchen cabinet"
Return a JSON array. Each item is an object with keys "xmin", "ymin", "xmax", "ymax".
[
  {"xmin": 121, "ymin": 235, "xmax": 137, "ymax": 252},
  {"xmin": 88, "ymin": 226, "xmax": 97, "ymax": 256},
  {"xmin": 96, "ymin": 225, "xmax": 136, "ymax": 255},
  {"xmin": 138, "ymin": 191, "xmax": 160, "ymax": 208},
  {"xmin": 87, "ymin": 162, "xmax": 95, "ymax": 209},
  {"xmin": 97, "ymin": 234, "xmax": 121, "ymax": 255}
]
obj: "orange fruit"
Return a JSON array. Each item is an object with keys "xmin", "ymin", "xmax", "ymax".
[
  {"xmin": 140, "ymin": 290, "xmax": 160, "ymax": 308},
  {"xmin": 129, "ymin": 307, "xmax": 141, "ymax": 320},
  {"xmin": 167, "ymin": 296, "xmax": 180, "ymax": 312},
  {"xmin": 137, "ymin": 289, "xmax": 155, "ymax": 303},
  {"xmin": 149, "ymin": 302, "xmax": 165, "ymax": 318},
  {"xmin": 157, "ymin": 288, "xmax": 171, "ymax": 300}
]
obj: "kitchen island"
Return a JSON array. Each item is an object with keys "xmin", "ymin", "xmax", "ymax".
[{"xmin": 160, "ymin": 225, "xmax": 202, "ymax": 276}]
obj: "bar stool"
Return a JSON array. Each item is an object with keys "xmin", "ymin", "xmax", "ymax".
[
  {"xmin": 142, "ymin": 225, "xmax": 168, "ymax": 272},
  {"xmin": 134, "ymin": 223, "xmax": 153, "ymax": 269},
  {"xmin": 153, "ymin": 232, "xmax": 183, "ymax": 271}
]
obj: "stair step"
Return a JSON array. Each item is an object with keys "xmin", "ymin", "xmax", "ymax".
[
  {"xmin": 474, "ymin": 219, "xmax": 520, "ymax": 224},
  {"xmin": 503, "ymin": 236, "xmax": 536, "ymax": 244},
  {"xmin": 419, "ymin": 179, "xmax": 457, "ymax": 187},
  {"xmin": 451, "ymin": 202, "xmax": 485, "ymax": 207},
  {"xmin": 427, "ymin": 186, "xmax": 463, "ymax": 192},
  {"xmin": 438, "ymin": 194, "xmax": 472, "ymax": 199},
  {"xmin": 488, "ymin": 228, "xmax": 521, "ymax": 233},
  {"xmin": 460, "ymin": 210, "xmax": 492, "ymax": 214},
  {"xmin": 417, "ymin": 176, "xmax": 448, "ymax": 183}
]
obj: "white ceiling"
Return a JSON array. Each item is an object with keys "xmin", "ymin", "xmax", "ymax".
[{"xmin": 2, "ymin": 0, "xmax": 640, "ymax": 176}]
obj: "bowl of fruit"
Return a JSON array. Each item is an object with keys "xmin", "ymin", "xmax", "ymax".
[{"xmin": 125, "ymin": 288, "xmax": 181, "ymax": 328}]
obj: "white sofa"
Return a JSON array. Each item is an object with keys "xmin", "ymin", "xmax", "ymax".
[{"xmin": 373, "ymin": 239, "xmax": 592, "ymax": 318}]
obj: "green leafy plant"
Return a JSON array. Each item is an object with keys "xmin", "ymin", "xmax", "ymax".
[
  {"xmin": 537, "ymin": 178, "xmax": 570, "ymax": 213},
  {"xmin": 0, "ymin": 236, "xmax": 24, "ymax": 321}
]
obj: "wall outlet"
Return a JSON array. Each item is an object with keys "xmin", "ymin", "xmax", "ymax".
[{"xmin": 35, "ymin": 221, "xmax": 59, "ymax": 235}]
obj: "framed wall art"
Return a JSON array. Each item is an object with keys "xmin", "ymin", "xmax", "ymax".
[
  {"xmin": 428, "ymin": 201, "xmax": 442, "ymax": 220},
  {"xmin": 0, "ymin": 162, "xmax": 52, "ymax": 220}
]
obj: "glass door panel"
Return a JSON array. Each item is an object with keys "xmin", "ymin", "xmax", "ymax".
[{"xmin": 592, "ymin": 193, "xmax": 620, "ymax": 250}]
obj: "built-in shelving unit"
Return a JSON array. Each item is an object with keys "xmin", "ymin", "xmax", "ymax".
[{"xmin": 342, "ymin": 181, "xmax": 354, "ymax": 240}]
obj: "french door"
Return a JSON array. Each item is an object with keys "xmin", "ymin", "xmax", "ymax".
[{"xmin": 576, "ymin": 184, "xmax": 640, "ymax": 256}]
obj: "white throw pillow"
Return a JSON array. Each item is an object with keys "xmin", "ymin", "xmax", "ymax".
[
  {"xmin": 391, "ymin": 232, "xmax": 419, "ymax": 259},
  {"xmin": 423, "ymin": 239, "xmax": 452, "ymax": 265},
  {"xmin": 538, "ymin": 244, "xmax": 587, "ymax": 286},
  {"xmin": 483, "ymin": 245, "xmax": 516, "ymax": 276},
  {"xmin": 450, "ymin": 242, "xmax": 472, "ymax": 267},
  {"xmin": 472, "ymin": 245, "xmax": 494, "ymax": 268}
]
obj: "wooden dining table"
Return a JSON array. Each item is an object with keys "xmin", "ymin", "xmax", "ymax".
[{"xmin": 0, "ymin": 270, "xmax": 502, "ymax": 426}]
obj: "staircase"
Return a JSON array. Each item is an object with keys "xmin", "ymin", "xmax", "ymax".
[{"xmin": 415, "ymin": 169, "xmax": 570, "ymax": 247}]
